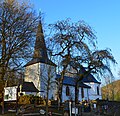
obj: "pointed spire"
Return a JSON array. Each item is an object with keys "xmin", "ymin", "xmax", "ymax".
[
  {"xmin": 33, "ymin": 21, "xmax": 48, "ymax": 60},
  {"xmin": 24, "ymin": 19, "xmax": 56, "ymax": 67}
]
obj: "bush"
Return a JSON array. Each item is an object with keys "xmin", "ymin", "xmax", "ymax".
[
  {"xmin": 18, "ymin": 95, "xmax": 45, "ymax": 105},
  {"xmin": 18, "ymin": 95, "xmax": 31, "ymax": 104}
]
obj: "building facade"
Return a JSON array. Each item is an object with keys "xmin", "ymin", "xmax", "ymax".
[
  {"xmin": 23, "ymin": 22, "xmax": 102, "ymax": 102},
  {"xmin": 56, "ymin": 74, "xmax": 101, "ymax": 102},
  {"xmin": 24, "ymin": 22, "xmax": 57, "ymax": 99}
]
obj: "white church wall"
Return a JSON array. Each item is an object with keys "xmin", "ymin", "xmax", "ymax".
[
  {"xmin": 24, "ymin": 62, "xmax": 57, "ymax": 99},
  {"xmin": 24, "ymin": 63, "xmax": 40, "ymax": 92},
  {"xmin": 40, "ymin": 63, "xmax": 57, "ymax": 99},
  {"xmin": 78, "ymin": 88, "xmax": 89, "ymax": 101},
  {"xmin": 57, "ymin": 83, "xmax": 102, "ymax": 102},
  {"xmin": 4, "ymin": 86, "xmax": 17, "ymax": 101},
  {"xmin": 62, "ymin": 85, "xmax": 90, "ymax": 102},
  {"xmin": 62, "ymin": 85, "xmax": 75, "ymax": 102},
  {"xmin": 85, "ymin": 82, "xmax": 102, "ymax": 100}
]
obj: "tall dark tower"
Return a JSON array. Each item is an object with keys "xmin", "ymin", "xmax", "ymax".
[
  {"xmin": 24, "ymin": 21, "xmax": 56, "ymax": 67},
  {"xmin": 33, "ymin": 21, "xmax": 48, "ymax": 59}
]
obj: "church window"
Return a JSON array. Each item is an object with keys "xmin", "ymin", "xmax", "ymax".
[
  {"xmin": 66, "ymin": 86, "xmax": 70, "ymax": 96},
  {"xmin": 97, "ymin": 86, "xmax": 99, "ymax": 95},
  {"xmin": 81, "ymin": 87, "xmax": 84, "ymax": 98}
]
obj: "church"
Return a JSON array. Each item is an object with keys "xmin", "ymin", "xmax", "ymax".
[
  {"xmin": 23, "ymin": 21, "xmax": 57, "ymax": 99},
  {"xmin": 22, "ymin": 22, "xmax": 102, "ymax": 102}
]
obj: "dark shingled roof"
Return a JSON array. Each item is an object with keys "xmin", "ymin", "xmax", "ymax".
[
  {"xmin": 56, "ymin": 74, "xmax": 91, "ymax": 88},
  {"xmin": 18, "ymin": 82, "xmax": 39, "ymax": 92},
  {"xmin": 56, "ymin": 69, "xmax": 101, "ymax": 86},
  {"xmin": 24, "ymin": 58, "xmax": 56, "ymax": 67},
  {"xmin": 81, "ymin": 74, "xmax": 101, "ymax": 84}
]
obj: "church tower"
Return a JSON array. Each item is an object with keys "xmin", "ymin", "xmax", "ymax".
[
  {"xmin": 24, "ymin": 21, "xmax": 56, "ymax": 98},
  {"xmin": 33, "ymin": 21, "xmax": 48, "ymax": 60}
]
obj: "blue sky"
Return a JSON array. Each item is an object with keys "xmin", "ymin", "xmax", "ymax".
[{"xmin": 30, "ymin": 0, "xmax": 120, "ymax": 79}]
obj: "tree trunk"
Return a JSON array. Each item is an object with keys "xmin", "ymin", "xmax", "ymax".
[
  {"xmin": 2, "ymin": 89, "xmax": 4, "ymax": 114},
  {"xmin": 59, "ymin": 70, "xmax": 65, "ymax": 106},
  {"xmin": 59, "ymin": 66, "xmax": 67, "ymax": 106},
  {"xmin": 59, "ymin": 87, "xmax": 62, "ymax": 105},
  {"xmin": 1, "ymin": 71, "xmax": 6, "ymax": 115},
  {"xmin": 75, "ymin": 83, "xmax": 79, "ymax": 104},
  {"xmin": 46, "ymin": 92, "xmax": 49, "ymax": 116}
]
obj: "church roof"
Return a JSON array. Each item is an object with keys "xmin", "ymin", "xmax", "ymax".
[
  {"xmin": 24, "ymin": 58, "xmax": 56, "ymax": 67},
  {"xmin": 24, "ymin": 21, "xmax": 56, "ymax": 67},
  {"xmin": 33, "ymin": 21, "xmax": 48, "ymax": 59},
  {"xmin": 56, "ymin": 69, "xmax": 101, "ymax": 86},
  {"xmin": 81, "ymin": 73, "xmax": 101, "ymax": 84},
  {"xmin": 18, "ymin": 82, "xmax": 39, "ymax": 92},
  {"xmin": 56, "ymin": 74, "xmax": 91, "ymax": 88}
]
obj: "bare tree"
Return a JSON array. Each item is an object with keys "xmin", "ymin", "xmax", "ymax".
[
  {"xmin": 0, "ymin": 0, "xmax": 38, "ymax": 113},
  {"xmin": 48, "ymin": 19, "xmax": 116, "ymax": 104}
]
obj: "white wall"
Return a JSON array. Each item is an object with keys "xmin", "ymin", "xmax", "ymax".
[
  {"xmin": 78, "ymin": 88, "xmax": 89, "ymax": 101},
  {"xmin": 24, "ymin": 62, "xmax": 57, "ymax": 99},
  {"xmin": 25, "ymin": 63, "xmax": 40, "ymax": 92},
  {"xmin": 62, "ymin": 85, "xmax": 75, "ymax": 102},
  {"xmin": 61, "ymin": 83, "xmax": 101, "ymax": 102},
  {"xmin": 62, "ymin": 85, "xmax": 89, "ymax": 102},
  {"xmin": 4, "ymin": 86, "xmax": 17, "ymax": 101},
  {"xmin": 85, "ymin": 82, "xmax": 102, "ymax": 100},
  {"xmin": 40, "ymin": 63, "xmax": 57, "ymax": 99}
]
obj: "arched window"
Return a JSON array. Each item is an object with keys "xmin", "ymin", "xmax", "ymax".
[
  {"xmin": 81, "ymin": 87, "xmax": 84, "ymax": 98},
  {"xmin": 97, "ymin": 86, "xmax": 99, "ymax": 95},
  {"xmin": 66, "ymin": 86, "xmax": 70, "ymax": 96}
]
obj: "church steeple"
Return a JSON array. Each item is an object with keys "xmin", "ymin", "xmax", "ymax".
[
  {"xmin": 24, "ymin": 21, "xmax": 56, "ymax": 67},
  {"xmin": 33, "ymin": 21, "xmax": 48, "ymax": 60}
]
